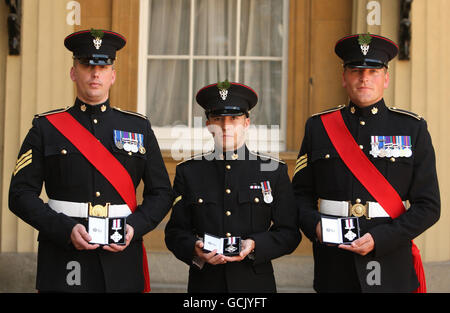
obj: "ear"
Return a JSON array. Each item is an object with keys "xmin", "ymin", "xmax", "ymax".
[
  {"xmin": 342, "ymin": 70, "xmax": 347, "ymax": 88},
  {"xmin": 111, "ymin": 68, "xmax": 117, "ymax": 86},
  {"xmin": 243, "ymin": 116, "xmax": 250, "ymax": 129},
  {"xmin": 384, "ymin": 70, "xmax": 390, "ymax": 89},
  {"xmin": 70, "ymin": 66, "xmax": 76, "ymax": 82}
]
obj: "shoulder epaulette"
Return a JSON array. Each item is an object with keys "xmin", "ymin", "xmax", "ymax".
[
  {"xmin": 177, "ymin": 151, "xmax": 214, "ymax": 166},
  {"xmin": 113, "ymin": 107, "xmax": 148, "ymax": 120},
  {"xmin": 311, "ymin": 104, "xmax": 346, "ymax": 117},
  {"xmin": 249, "ymin": 151, "xmax": 286, "ymax": 164},
  {"xmin": 34, "ymin": 107, "xmax": 70, "ymax": 118},
  {"xmin": 388, "ymin": 107, "xmax": 422, "ymax": 120}
]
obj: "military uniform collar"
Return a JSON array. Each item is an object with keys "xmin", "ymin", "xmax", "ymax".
[
  {"xmin": 75, "ymin": 98, "xmax": 111, "ymax": 114},
  {"xmin": 348, "ymin": 99, "xmax": 387, "ymax": 118},
  {"xmin": 213, "ymin": 144, "xmax": 250, "ymax": 161}
]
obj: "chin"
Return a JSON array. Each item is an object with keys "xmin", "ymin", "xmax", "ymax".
[
  {"xmin": 217, "ymin": 139, "xmax": 234, "ymax": 151},
  {"xmin": 354, "ymin": 96, "xmax": 376, "ymax": 105},
  {"xmin": 223, "ymin": 144, "xmax": 236, "ymax": 151},
  {"xmin": 87, "ymin": 93, "xmax": 107, "ymax": 103}
]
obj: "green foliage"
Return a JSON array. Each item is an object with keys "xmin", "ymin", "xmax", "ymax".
[
  {"xmin": 90, "ymin": 29, "xmax": 104, "ymax": 39},
  {"xmin": 217, "ymin": 79, "xmax": 231, "ymax": 90},
  {"xmin": 358, "ymin": 33, "xmax": 372, "ymax": 46}
]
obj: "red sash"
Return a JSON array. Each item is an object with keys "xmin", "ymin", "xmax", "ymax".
[
  {"xmin": 320, "ymin": 110, "xmax": 426, "ymax": 293},
  {"xmin": 46, "ymin": 112, "xmax": 150, "ymax": 293}
]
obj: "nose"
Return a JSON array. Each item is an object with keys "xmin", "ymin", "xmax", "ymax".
[
  {"xmin": 91, "ymin": 65, "xmax": 102, "ymax": 77},
  {"xmin": 359, "ymin": 69, "xmax": 370, "ymax": 82},
  {"xmin": 222, "ymin": 116, "xmax": 234, "ymax": 130}
]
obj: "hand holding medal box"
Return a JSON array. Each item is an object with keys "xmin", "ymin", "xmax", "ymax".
[
  {"xmin": 321, "ymin": 216, "xmax": 361, "ymax": 245},
  {"xmin": 203, "ymin": 233, "xmax": 242, "ymax": 256},
  {"xmin": 88, "ymin": 216, "xmax": 127, "ymax": 245}
]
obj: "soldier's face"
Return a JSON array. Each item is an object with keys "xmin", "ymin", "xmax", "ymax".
[
  {"xmin": 206, "ymin": 114, "xmax": 250, "ymax": 152},
  {"xmin": 70, "ymin": 61, "xmax": 116, "ymax": 104},
  {"xmin": 342, "ymin": 67, "xmax": 389, "ymax": 107}
]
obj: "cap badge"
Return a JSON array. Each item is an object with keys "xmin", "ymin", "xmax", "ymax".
[
  {"xmin": 217, "ymin": 79, "xmax": 231, "ymax": 101},
  {"xmin": 90, "ymin": 29, "xmax": 104, "ymax": 50},
  {"xmin": 358, "ymin": 33, "xmax": 372, "ymax": 56}
]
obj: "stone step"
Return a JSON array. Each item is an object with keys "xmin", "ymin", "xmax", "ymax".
[
  {"xmin": 1, "ymin": 251, "xmax": 449, "ymax": 292},
  {"xmin": 147, "ymin": 251, "xmax": 315, "ymax": 292}
]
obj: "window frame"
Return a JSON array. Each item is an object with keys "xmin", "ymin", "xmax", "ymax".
[{"xmin": 138, "ymin": 0, "xmax": 290, "ymax": 154}]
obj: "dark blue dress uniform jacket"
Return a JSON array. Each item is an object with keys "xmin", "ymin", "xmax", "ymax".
[
  {"xmin": 165, "ymin": 146, "xmax": 301, "ymax": 292},
  {"xmin": 8, "ymin": 98, "xmax": 173, "ymax": 292},
  {"xmin": 292, "ymin": 99, "xmax": 440, "ymax": 292}
]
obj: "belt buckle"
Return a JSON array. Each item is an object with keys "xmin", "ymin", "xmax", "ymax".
[
  {"xmin": 349, "ymin": 202, "xmax": 368, "ymax": 218},
  {"xmin": 88, "ymin": 202, "xmax": 110, "ymax": 218}
]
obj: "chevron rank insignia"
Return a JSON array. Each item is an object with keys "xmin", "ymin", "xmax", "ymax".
[
  {"xmin": 294, "ymin": 153, "xmax": 308, "ymax": 177},
  {"xmin": 14, "ymin": 149, "xmax": 32, "ymax": 176}
]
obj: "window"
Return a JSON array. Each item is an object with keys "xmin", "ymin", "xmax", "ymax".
[{"xmin": 138, "ymin": 0, "xmax": 289, "ymax": 157}]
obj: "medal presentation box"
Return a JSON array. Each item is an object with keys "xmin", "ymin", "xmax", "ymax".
[
  {"xmin": 203, "ymin": 233, "xmax": 242, "ymax": 256},
  {"xmin": 321, "ymin": 216, "xmax": 360, "ymax": 245},
  {"xmin": 88, "ymin": 216, "xmax": 127, "ymax": 245}
]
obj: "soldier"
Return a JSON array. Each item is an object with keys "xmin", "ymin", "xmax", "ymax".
[
  {"xmin": 165, "ymin": 81, "xmax": 301, "ymax": 292},
  {"xmin": 292, "ymin": 34, "xmax": 440, "ymax": 292},
  {"xmin": 8, "ymin": 29, "xmax": 173, "ymax": 292}
]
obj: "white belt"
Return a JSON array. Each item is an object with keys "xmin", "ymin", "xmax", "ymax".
[
  {"xmin": 318, "ymin": 199, "xmax": 408, "ymax": 218},
  {"xmin": 48, "ymin": 199, "xmax": 132, "ymax": 218}
]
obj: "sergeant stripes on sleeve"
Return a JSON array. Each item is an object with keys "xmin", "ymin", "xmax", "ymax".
[
  {"xmin": 14, "ymin": 149, "xmax": 32, "ymax": 176},
  {"xmin": 293, "ymin": 153, "xmax": 307, "ymax": 177}
]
